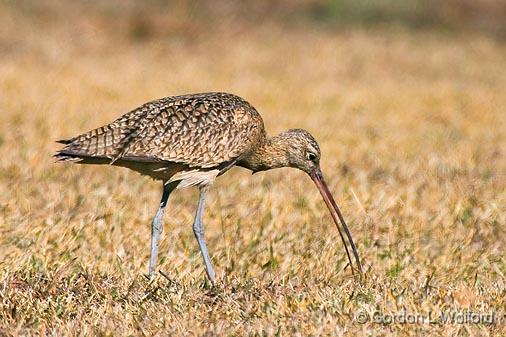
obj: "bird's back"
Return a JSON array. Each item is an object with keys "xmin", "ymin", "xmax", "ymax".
[{"xmin": 55, "ymin": 92, "xmax": 266, "ymax": 180}]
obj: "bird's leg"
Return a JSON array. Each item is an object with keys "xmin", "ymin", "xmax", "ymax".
[
  {"xmin": 148, "ymin": 181, "xmax": 177, "ymax": 278},
  {"xmin": 192, "ymin": 185, "xmax": 216, "ymax": 285}
]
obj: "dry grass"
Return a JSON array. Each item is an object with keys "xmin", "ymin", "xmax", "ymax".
[{"xmin": 1, "ymin": 2, "xmax": 505, "ymax": 336}]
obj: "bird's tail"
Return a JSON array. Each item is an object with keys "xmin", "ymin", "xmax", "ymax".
[{"xmin": 53, "ymin": 148, "xmax": 113, "ymax": 165}]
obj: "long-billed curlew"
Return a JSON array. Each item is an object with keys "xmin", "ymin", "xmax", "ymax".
[{"xmin": 55, "ymin": 92, "xmax": 362, "ymax": 284}]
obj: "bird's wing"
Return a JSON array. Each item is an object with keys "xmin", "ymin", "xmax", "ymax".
[{"xmin": 56, "ymin": 92, "xmax": 266, "ymax": 168}]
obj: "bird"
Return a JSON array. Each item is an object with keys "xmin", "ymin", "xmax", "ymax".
[{"xmin": 55, "ymin": 92, "xmax": 362, "ymax": 284}]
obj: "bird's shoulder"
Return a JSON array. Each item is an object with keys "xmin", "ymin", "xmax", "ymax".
[
  {"xmin": 132, "ymin": 92, "xmax": 261, "ymax": 122},
  {"xmin": 118, "ymin": 92, "xmax": 266, "ymax": 167}
]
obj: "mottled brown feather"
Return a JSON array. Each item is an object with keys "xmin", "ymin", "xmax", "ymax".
[{"xmin": 55, "ymin": 93, "xmax": 266, "ymax": 174}]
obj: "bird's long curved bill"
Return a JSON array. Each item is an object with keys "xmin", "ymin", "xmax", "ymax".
[{"xmin": 310, "ymin": 168, "xmax": 363, "ymax": 276}]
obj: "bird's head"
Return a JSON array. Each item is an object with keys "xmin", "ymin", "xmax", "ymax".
[
  {"xmin": 275, "ymin": 128, "xmax": 363, "ymax": 277},
  {"xmin": 278, "ymin": 129, "xmax": 322, "ymax": 174},
  {"xmin": 244, "ymin": 128, "xmax": 362, "ymax": 276}
]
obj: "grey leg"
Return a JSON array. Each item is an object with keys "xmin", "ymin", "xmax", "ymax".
[
  {"xmin": 148, "ymin": 181, "xmax": 177, "ymax": 278},
  {"xmin": 192, "ymin": 186, "xmax": 216, "ymax": 284}
]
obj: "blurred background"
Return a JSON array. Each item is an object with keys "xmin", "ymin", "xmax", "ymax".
[
  {"xmin": 2, "ymin": 0, "xmax": 505, "ymax": 144},
  {"xmin": 3, "ymin": 0, "xmax": 506, "ymax": 44}
]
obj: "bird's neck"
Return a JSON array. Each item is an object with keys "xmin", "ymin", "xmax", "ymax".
[{"xmin": 239, "ymin": 133, "xmax": 291, "ymax": 172}]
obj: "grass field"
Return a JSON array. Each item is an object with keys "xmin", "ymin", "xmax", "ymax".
[{"xmin": 0, "ymin": 1, "xmax": 505, "ymax": 336}]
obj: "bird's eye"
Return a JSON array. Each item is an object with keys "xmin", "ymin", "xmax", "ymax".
[{"xmin": 306, "ymin": 152, "xmax": 317, "ymax": 161}]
